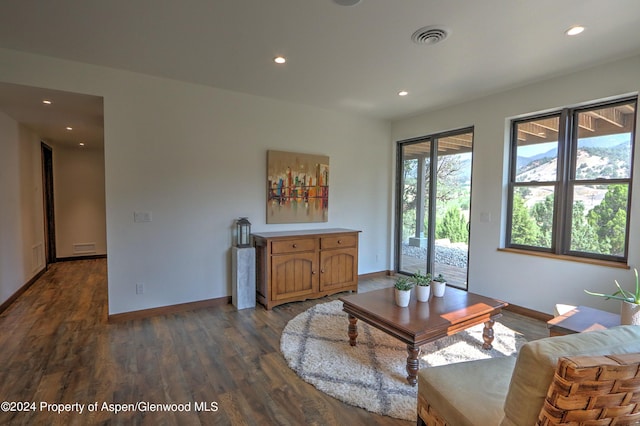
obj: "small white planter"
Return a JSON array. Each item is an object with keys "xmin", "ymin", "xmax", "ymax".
[
  {"xmin": 395, "ymin": 288, "xmax": 412, "ymax": 307},
  {"xmin": 621, "ymin": 301, "xmax": 640, "ymax": 325},
  {"xmin": 416, "ymin": 285, "xmax": 431, "ymax": 302},
  {"xmin": 432, "ymin": 280, "xmax": 446, "ymax": 297}
]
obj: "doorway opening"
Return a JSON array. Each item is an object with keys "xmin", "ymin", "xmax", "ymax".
[
  {"xmin": 395, "ymin": 127, "xmax": 474, "ymax": 289},
  {"xmin": 41, "ymin": 142, "xmax": 56, "ymax": 266}
]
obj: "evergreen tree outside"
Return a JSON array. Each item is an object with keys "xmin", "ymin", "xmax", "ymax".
[
  {"xmin": 510, "ymin": 192, "xmax": 540, "ymax": 245},
  {"xmin": 516, "ymin": 188, "xmax": 627, "ymax": 256},
  {"xmin": 587, "ymin": 184, "xmax": 628, "ymax": 255},
  {"xmin": 531, "ymin": 194, "xmax": 554, "ymax": 248},
  {"xmin": 436, "ymin": 206, "xmax": 468, "ymax": 243},
  {"xmin": 402, "ymin": 152, "xmax": 470, "ymax": 243},
  {"xmin": 569, "ymin": 201, "xmax": 600, "ymax": 253},
  {"xmin": 402, "ymin": 159, "xmax": 418, "ymax": 241}
]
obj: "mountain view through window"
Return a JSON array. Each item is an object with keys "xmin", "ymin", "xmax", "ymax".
[{"xmin": 508, "ymin": 98, "xmax": 636, "ymax": 261}]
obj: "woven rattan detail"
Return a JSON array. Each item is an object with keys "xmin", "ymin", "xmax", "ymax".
[
  {"xmin": 537, "ymin": 353, "xmax": 640, "ymax": 426},
  {"xmin": 417, "ymin": 393, "xmax": 449, "ymax": 426}
]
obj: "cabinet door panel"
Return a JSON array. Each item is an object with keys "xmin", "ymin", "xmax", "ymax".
[
  {"xmin": 272, "ymin": 253, "xmax": 317, "ymax": 300},
  {"xmin": 320, "ymin": 249, "xmax": 356, "ymax": 291}
]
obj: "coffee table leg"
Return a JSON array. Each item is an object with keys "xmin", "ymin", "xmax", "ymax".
[
  {"xmin": 406, "ymin": 345, "xmax": 420, "ymax": 386},
  {"xmin": 483, "ymin": 319, "xmax": 495, "ymax": 350},
  {"xmin": 348, "ymin": 314, "xmax": 358, "ymax": 346}
]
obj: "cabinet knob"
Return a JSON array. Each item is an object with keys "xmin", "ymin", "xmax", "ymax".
[
  {"xmin": 338, "ymin": 240, "xmax": 342, "ymax": 244},
  {"xmin": 321, "ymin": 269, "xmax": 325, "ymax": 273},
  {"xmin": 312, "ymin": 270, "xmax": 317, "ymax": 275},
  {"xmin": 292, "ymin": 244, "xmax": 297, "ymax": 248}
]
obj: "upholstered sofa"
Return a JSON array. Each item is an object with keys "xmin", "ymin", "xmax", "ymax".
[{"xmin": 417, "ymin": 325, "xmax": 640, "ymax": 426}]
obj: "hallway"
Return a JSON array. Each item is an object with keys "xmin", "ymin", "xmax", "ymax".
[
  {"xmin": 0, "ymin": 259, "xmax": 411, "ymax": 425},
  {"xmin": 0, "ymin": 259, "xmax": 547, "ymax": 425}
]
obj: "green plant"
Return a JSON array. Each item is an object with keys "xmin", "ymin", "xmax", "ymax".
[
  {"xmin": 585, "ymin": 269, "xmax": 640, "ymax": 304},
  {"xmin": 433, "ymin": 273, "xmax": 446, "ymax": 283},
  {"xmin": 413, "ymin": 270, "xmax": 432, "ymax": 286},
  {"xmin": 394, "ymin": 277, "xmax": 414, "ymax": 291}
]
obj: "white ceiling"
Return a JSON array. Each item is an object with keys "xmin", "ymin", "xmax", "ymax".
[
  {"xmin": 0, "ymin": 83, "xmax": 104, "ymax": 148},
  {"xmin": 1, "ymin": 0, "xmax": 640, "ymax": 147}
]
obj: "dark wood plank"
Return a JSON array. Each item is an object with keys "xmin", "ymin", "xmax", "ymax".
[{"xmin": 0, "ymin": 259, "xmax": 548, "ymax": 425}]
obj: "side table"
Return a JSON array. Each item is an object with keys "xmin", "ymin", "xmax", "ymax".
[{"xmin": 547, "ymin": 305, "xmax": 620, "ymax": 336}]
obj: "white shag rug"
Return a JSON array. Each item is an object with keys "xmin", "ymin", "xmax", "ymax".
[{"xmin": 280, "ymin": 299, "xmax": 526, "ymax": 421}]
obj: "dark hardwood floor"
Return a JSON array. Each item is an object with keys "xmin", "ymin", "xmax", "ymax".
[{"xmin": 0, "ymin": 259, "xmax": 549, "ymax": 425}]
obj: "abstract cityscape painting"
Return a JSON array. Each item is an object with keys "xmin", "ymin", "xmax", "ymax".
[{"xmin": 267, "ymin": 150, "xmax": 329, "ymax": 223}]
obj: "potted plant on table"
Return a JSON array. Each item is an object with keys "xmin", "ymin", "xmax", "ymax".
[
  {"xmin": 585, "ymin": 269, "xmax": 640, "ymax": 325},
  {"xmin": 413, "ymin": 270, "xmax": 432, "ymax": 302},
  {"xmin": 394, "ymin": 277, "xmax": 414, "ymax": 307},
  {"xmin": 432, "ymin": 273, "xmax": 447, "ymax": 297}
]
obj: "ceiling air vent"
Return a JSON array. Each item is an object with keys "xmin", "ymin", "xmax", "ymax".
[
  {"xmin": 411, "ymin": 26, "xmax": 449, "ymax": 45},
  {"xmin": 333, "ymin": 0, "xmax": 361, "ymax": 5}
]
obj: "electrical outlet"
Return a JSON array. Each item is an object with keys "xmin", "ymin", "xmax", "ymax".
[{"xmin": 136, "ymin": 283, "xmax": 144, "ymax": 294}]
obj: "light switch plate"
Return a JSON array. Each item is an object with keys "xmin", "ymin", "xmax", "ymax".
[{"xmin": 134, "ymin": 211, "xmax": 152, "ymax": 223}]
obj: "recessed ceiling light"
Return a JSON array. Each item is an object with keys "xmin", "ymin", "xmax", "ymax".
[
  {"xmin": 398, "ymin": 91, "xmax": 409, "ymax": 97},
  {"xmin": 274, "ymin": 56, "xmax": 286, "ymax": 64},
  {"xmin": 79, "ymin": 142, "xmax": 85, "ymax": 147},
  {"xmin": 566, "ymin": 25, "xmax": 585, "ymax": 36},
  {"xmin": 66, "ymin": 126, "xmax": 73, "ymax": 131},
  {"xmin": 333, "ymin": 0, "xmax": 361, "ymax": 6},
  {"xmin": 42, "ymin": 99, "xmax": 52, "ymax": 105}
]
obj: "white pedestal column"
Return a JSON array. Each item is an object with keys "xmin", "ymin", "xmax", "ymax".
[{"xmin": 232, "ymin": 246, "xmax": 256, "ymax": 310}]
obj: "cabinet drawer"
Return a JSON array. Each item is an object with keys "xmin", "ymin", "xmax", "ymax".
[
  {"xmin": 272, "ymin": 238, "xmax": 316, "ymax": 254},
  {"xmin": 321, "ymin": 234, "xmax": 356, "ymax": 250}
]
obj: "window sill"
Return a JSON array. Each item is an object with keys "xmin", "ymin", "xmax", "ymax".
[{"xmin": 497, "ymin": 248, "xmax": 629, "ymax": 270}]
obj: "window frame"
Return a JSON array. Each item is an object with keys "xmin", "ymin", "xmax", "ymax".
[
  {"xmin": 394, "ymin": 126, "xmax": 475, "ymax": 283},
  {"xmin": 506, "ymin": 96, "xmax": 637, "ymax": 263}
]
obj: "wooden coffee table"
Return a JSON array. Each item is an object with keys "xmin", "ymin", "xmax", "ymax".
[{"xmin": 339, "ymin": 286, "xmax": 508, "ymax": 386}]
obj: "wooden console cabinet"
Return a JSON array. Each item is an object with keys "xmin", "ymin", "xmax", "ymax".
[{"xmin": 253, "ymin": 228, "xmax": 360, "ymax": 309}]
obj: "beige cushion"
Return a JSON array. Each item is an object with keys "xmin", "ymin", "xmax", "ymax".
[
  {"xmin": 419, "ymin": 356, "xmax": 516, "ymax": 426},
  {"xmin": 501, "ymin": 325, "xmax": 640, "ymax": 426}
]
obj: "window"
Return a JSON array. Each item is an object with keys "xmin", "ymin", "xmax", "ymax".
[
  {"xmin": 507, "ymin": 97, "xmax": 637, "ymax": 263},
  {"xmin": 396, "ymin": 127, "xmax": 474, "ymax": 289}
]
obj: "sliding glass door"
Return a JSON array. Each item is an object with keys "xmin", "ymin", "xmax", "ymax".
[{"xmin": 396, "ymin": 128, "xmax": 474, "ymax": 289}]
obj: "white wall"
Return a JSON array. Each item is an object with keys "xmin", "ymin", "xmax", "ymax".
[
  {"xmin": 50, "ymin": 142, "xmax": 107, "ymax": 258},
  {"xmin": 0, "ymin": 112, "xmax": 45, "ymax": 305},
  {"xmin": 392, "ymin": 54, "xmax": 640, "ymax": 315},
  {"xmin": 8, "ymin": 45, "xmax": 636, "ymax": 317},
  {"xmin": 0, "ymin": 48, "xmax": 392, "ymax": 315}
]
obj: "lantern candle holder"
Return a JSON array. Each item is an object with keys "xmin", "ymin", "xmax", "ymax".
[{"xmin": 236, "ymin": 217, "xmax": 252, "ymax": 248}]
